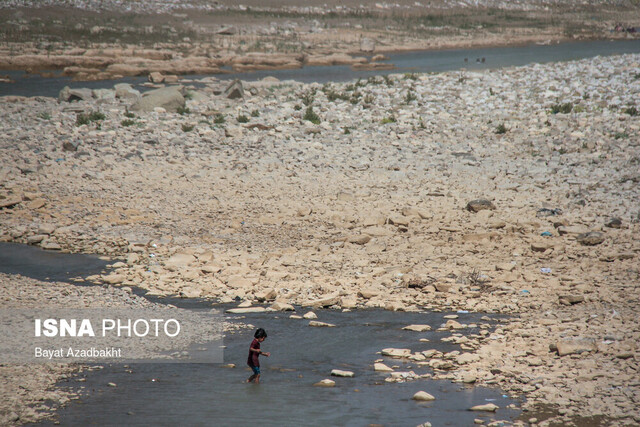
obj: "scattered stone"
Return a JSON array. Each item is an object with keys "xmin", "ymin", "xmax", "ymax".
[
  {"xmin": 314, "ymin": 379, "xmax": 335, "ymax": 387},
  {"xmin": 605, "ymin": 218, "xmax": 623, "ymax": 229},
  {"xmin": 107, "ymin": 382, "xmax": 117, "ymax": 387},
  {"xmin": 148, "ymin": 72, "xmax": 165, "ymax": 83},
  {"xmin": 165, "ymin": 253, "xmax": 196, "ymax": 268},
  {"xmin": 381, "ymin": 348, "xmax": 411, "ymax": 358},
  {"xmin": 303, "ymin": 311, "xmax": 318, "ymax": 320},
  {"xmin": 330, "ymin": 369, "xmax": 354, "ymax": 377},
  {"xmin": 62, "ymin": 140, "xmax": 80, "ymax": 152},
  {"xmin": 114, "ymin": 83, "xmax": 141, "ymax": 100},
  {"xmin": 555, "ymin": 338, "xmax": 598, "ymax": 356},
  {"xmin": 59, "ymin": 86, "xmax": 92, "ymax": 102},
  {"xmin": 226, "ymin": 307, "xmax": 267, "ymax": 314},
  {"xmin": 374, "ymin": 363, "xmax": 393, "ymax": 372},
  {"xmin": 412, "ymin": 391, "xmax": 436, "ymax": 401},
  {"xmin": 576, "ymin": 232, "xmax": 605, "ymax": 246},
  {"xmin": 346, "ymin": 234, "xmax": 371, "ymax": 245},
  {"xmin": 403, "ymin": 324, "xmax": 432, "ymax": 332},
  {"xmin": 270, "ymin": 302, "xmax": 295, "ymax": 311},
  {"xmin": 531, "ymin": 241, "xmax": 553, "ymax": 252},
  {"xmin": 466, "ymin": 199, "xmax": 496, "ymax": 213},
  {"xmin": 469, "ymin": 403, "xmax": 498, "ymax": 412},
  {"xmin": 130, "ymin": 86, "xmax": 185, "ymax": 113},
  {"xmin": 308, "ymin": 321, "xmax": 335, "ymax": 327},
  {"xmin": 444, "ymin": 320, "xmax": 464, "ymax": 330},
  {"xmin": 558, "ymin": 294, "xmax": 584, "ymax": 305},
  {"xmin": 224, "ymin": 79, "xmax": 244, "ymax": 99},
  {"xmin": 0, "ymin": 198, "xmax": 22, "ymax": 209},
  {"xmin": 255, "ymin": 289, "xmax": 277, "ymax": 302}
]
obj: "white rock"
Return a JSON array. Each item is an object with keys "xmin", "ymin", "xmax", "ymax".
[
  {"xmin": 412, "ymin": 391, "xmax": 436, "ymax": 401},
  {"xmin": 226, "ymin": 307, "xmax": 267, "ymax": 314},
  {"xmin": 469, "ymin": 403, "xmax": 498, "ymax": 412},
  {"xmin": 403, "ymin": 324, "xmax": 432, "ymax": 332},
  {"xmin": 309, "ymin": 321, "xmax": 335, "ymax": 327},
  {"xmin": 330, "ymin": 369, "xmax": 354, "ymax": 377},
  {"xmin": 374, "ymin": 363, "xmax": 394, "ymax": 372}
]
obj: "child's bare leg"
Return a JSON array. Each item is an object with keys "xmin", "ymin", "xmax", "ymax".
[
  {"xmin": 246, "ymin": 374, "xmax": 257, "ymax": 383},
  {"xmin": 254, "ymin": 374, "xmax": 260, "ymax": 384}
]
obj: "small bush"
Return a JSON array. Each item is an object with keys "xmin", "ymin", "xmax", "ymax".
[
  {"xmin": 404, "ymin": 73, "xmax": 418, "ymax": 80},
  {"xmin": 88, "ymin": 111, "xmax": 105, "ymax": 121},
  {"xmin": 177, "ymin": 106, "xmax": 190, "ymax": 116},
  {"xmin": 124, "ymin": 111, "xmax": 135, "ymax": 118},
  {"xmin": 363, "ymin": 94, "xmax": 375, "ymax": 105},
  {"xmin": 76, "ymin": 111, "xmax": 105, "ymax": 126},
  {"xmin": 302, "ymin": 92, "xmax": 314, "ymax": 106},
  {"xmin": 251, "ymin": 109, "xmax": 260, "ymax": 117},
  {"xmin": 343, "ymin": 127, "xmax": 351, "ymax": 135},
  {"xmin": 75, "ymin": 114, "xmax": 90, "ymax": 126},
  {"xmin": 214, "ymin": 114, "xmax": 225, "ymax": 124},
  {"xmin": 614, "ymin": 132, "xmax": 629, "ymax": 140},
  {"xmin": 550, "ymin": 103, "xmax": 573, "ymax": 114},
  {"xmin": 495, "ymin": 124, "xmax": 508, "ymax": 134},
  {"xmin": 383, "ymin": 75, "xmax": 394, "ymax": 86},
  {"xmin": 121, "ymin": 119, "xmax": 136, "ymax": 127},
  {"xmin": 381, "ymin": 115, "xmax": 396, "ymax": 124},
  {"xmin": 623, "ymin": 106, "xmax": 638, "ymax": 116},
  {"xmin": 303, "ymin": 106, "xmax": 321, "ymax": 124},
  {"xmin": 237, "ymin": 115, "xmax": 249, "ymax": 123},
  {"xmin": 184, "ymin": 91, "xmax": 194, "ymax": 100},
  {"xmin": 182, "ymin": 123, "xmax": 195, "ymax": 132},
  {"xmin": 294, "ymin": 104, "xmax": 302, "ymax": 111},
  {"xmin": 404, "ymin": 90, "xmax": 417, "ymax": 104},
  {"xmin": 38, "ymin": 112, "xmax": 51, "ymax": 120}
]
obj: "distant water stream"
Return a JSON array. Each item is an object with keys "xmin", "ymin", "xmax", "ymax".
[{"xmin": 2, "ymin": 39, "xmax": 639, "ymax": 97}]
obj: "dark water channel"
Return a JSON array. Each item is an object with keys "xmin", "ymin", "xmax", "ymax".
[
  {"xmin": 0, "ymin": 243, "xmax": 519, "ymax": 425},
  {"xmin": 37, "ymin": 309, "xmax": 519, "ymax": 427},
  {"xmin": 0, "ymin": 242, "xmax": 110, "ymax": 282},
  {"xmin": 2, "ymin": 39, "xmax": 639, "ymax": 98}
]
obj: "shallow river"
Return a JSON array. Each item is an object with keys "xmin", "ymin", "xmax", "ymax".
[
  {"xmin": 0, "ymin": 243, "xmax": 520, "ymax": 426},
  {"xmin": 2, "ymin": 39, "xmax": 639, "ymax": 98}
]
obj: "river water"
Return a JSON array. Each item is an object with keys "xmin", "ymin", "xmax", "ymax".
[
  {"xmin": 35, "ymin": 309, "xmax": 520, "ymax": 427},
  {"xmin": 2, "ymin": 39, "xmax": 639, "ymax": 98},
  {"xmin": 0, "ymin": 243, "xmax": 520, "ymax": 426}
]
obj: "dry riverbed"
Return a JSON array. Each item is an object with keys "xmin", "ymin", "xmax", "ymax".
[{"xmin": 1, "ymin": 52, "xmax": 639, "ymax": 426}]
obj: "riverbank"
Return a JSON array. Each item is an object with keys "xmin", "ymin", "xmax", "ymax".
[
  {"xmin": 0, "ymin": 273, "xmax": 156, "ymax": 425},
  {"xmin": 1, "ymin": 1, "xmax": 639, "ymax": 82},
  {"xmin": 1, "ymin": 52, "xmax": 639, "ymax": 425}
]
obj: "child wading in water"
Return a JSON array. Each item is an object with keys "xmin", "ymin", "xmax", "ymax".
[{"xmin": 246, "ymin": 328, "xmax": 270, "ymax": 383}]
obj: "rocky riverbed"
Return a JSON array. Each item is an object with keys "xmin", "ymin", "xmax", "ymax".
[{"xmin": 1, "ymin": 53, "xmax": 639, "ymax": 425}]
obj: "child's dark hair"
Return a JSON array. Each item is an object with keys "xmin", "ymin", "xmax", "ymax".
[{"xmin": 254, "ymin": 328, "xmax": 267, "ymax": 339}]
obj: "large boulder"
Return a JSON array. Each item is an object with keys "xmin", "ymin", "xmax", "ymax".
[
  {"xmin": 58, "ymin": 86, "xmax": 93, "ymax": 102},
  {"xmin": 114, "ymin": 83, "xmax": 140, "ymax": 100},
  {"xmin": 224, "ymin": 79, "xmax": 244, "ymax": 99},
  {"xmin": 130, "ymin": 86, "xmax": 185, "ymax": 112}
]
